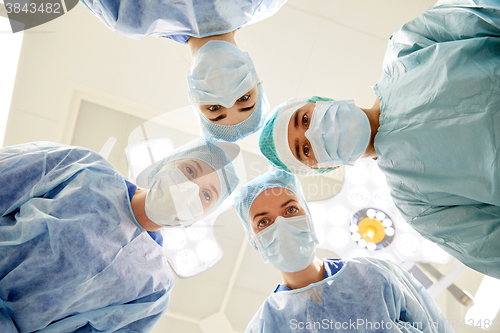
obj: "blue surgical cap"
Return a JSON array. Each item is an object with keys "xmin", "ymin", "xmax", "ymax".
[
  {"xmin": 234, "ymin": 170, "xmax": 309, "ymax": 249},
  {"xmin": 146, "ymin": 138, "xmax": 240, "ymax": 216},
  {"xmin": 258, "ymin": 96, "xmax": 336, "ymax": 174},
  {"xmin": 196, "ymin": 84, "xmax": 269, "ymax": 142}
]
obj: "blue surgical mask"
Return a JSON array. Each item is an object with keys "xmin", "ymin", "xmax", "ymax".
[
  {"xmin": 253, "ymin": 215, "xmax": 318, "ymax": 273},
  {"xmin": 187, "ymin": 40, "xmax": 260, "ymax": 108},
  {"xmin": 305, "ymin": 100, "xmax": 371, "ymax": 167}
]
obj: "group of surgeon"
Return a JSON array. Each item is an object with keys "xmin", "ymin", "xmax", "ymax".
[{"xmin": 1, "ymin": 0, "xmax": 499, "ymax": 331}]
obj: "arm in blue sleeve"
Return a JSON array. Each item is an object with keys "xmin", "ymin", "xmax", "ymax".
[
  {"xmin": 0, "ymin": 142, "xmax": 66, "ymax": 216},
  {"xmin": 399, "ymin": 0, "xmax": 500, "ymax": 43},
  {"xmin": 376, "ymin": 259, "xmax": 453, "ymax": 332},
  {"xmin": 0, "ymin": 142, "xmax": 115, "ymax": 216},
  {"xmin": 411, "ymin": 204, "xmax": 500, "ymax": 279},
  {"xmin": 37, "ymin": 289, "xmax": 171, "ymax": 333},
  {"xmin": 0, "ymin": 308, "xmax": 18, "ymax": 333}
]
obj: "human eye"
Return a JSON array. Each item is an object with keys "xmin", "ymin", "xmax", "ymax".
[
  {"xmin": 257, "ymin": 218, "xmax": 272, "ymax": 229},
  {"xmin": 303, "ymin": 143, "xmax": 310, "ymax": 157},
  {"xmin": 237, "ymin": 94, "xmax": 250, "ymax": 103},
  {"xmin": 202, "ymin": 190, "xmax": 212, "ymax": 202},
  {"xmin": 185, "ymin": 165, "xmax": 196, "ymax": 179},
  {"xmin": 208, "ymin": 105, "xmax": 221, "ymax": 112},
  {"xmin": 285, "ymin": 206, "xmax": 298, "ymax": 215},
  {"xmin": 302, "ymin": 113, "xmax": 308, "ymax": 126}
]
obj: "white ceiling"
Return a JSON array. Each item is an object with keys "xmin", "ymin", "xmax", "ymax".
[{"xmin": 2, "ymin": 0, "xmax": 495, "ymax": 332}]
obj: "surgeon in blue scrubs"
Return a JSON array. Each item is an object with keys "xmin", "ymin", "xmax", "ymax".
[
  {"xmin": 258, "ymin": 0, "xmax": 500, "ymax": 279},
  {"xmin": 0, "ymin": 140, "xmax": 239, "ymax": 332},
  {"xmin": 80, "ymin": 0, "xmax": 286, "ymax": 142},
  {"xmin": 234, "ymin": 170, "xmax": 452, "ymax": 333}
]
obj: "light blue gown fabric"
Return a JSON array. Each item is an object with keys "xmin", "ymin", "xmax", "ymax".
[
  {"xmin": 247, "ymin": 257, "xmax": 452, "ymax": 333},
  {"xmin": 80, "ymin": 0, "xmax": 287, "ymax": 40},
  {"xmin": 0, "ymin": 142, "xmax": 173, "ymax": 332},
  {"xmin": 373, "ymin": 0, "xmax": 500, "ymax": 278}
]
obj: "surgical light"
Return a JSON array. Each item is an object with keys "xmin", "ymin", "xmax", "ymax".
[
  {"xmin": 382, "ymin": 218, "xmax": 392, "ymax": 227},
  {"xmin": 375, "ymin": 211, "xmax": 386, "ymax": 221},
  {"xmin": 151, "ymin": 140, "xmax": 175, "ymax": 161},
  {"xmin": 349, "ymin": 249, "xmax": 368, "ymax": 258},
  {"xmin": 396, "ymin": 234, "xmax": 419, "ymax": 256},
  {"xmin": 375, "ymin": 252, "xmax": 396, "ymax": 262},
  {"xmin": 316, "ymin": 227, "xmax": 327, "ymax": 245},
  {"xmin": 197, "ymin": 239, "xmax": 219, "ymax": 261},
  {"xmin": 175, "ymin": 250, "xmax": 198, "ymax": 274},
  {"xmin": 327, "ymin": 205, "xmax": 350, "ymax": 226},
  {"xmin": 372, "ymin": 187, "xmax": 393, "ymax": 208},
  {"xmin": 164, "ymin": 228, "xmax": 187, "ymax": 250},
  {"xmin": 385, "ymin": 227, "xmax": 395, "ymax": 237},
  {"xmin": 309, "ymin": 204, "xmax": 327, "ymax": 226},
  {"xmin": 186, "ymin": 221, "xmax": 207, "ymax": 240},
  {"xmin": 346, "ymin": 164, "xmax": 369, "ymax": 185},
  {"xmin": 328, "ymin": 227, "xmax": 349, "ymax": 248},
  {"xmin": 371, "ymin": 164, "xmax": 387, "ymax": 186},
  {"xmin": 396, "ymin": 214, "xmax": 415, "ymax": 232},
  {"xmin": 348, "ymin": 186, "xmax": 370, "ymax": 206}
]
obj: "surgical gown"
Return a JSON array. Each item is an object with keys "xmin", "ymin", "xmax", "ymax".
[
  {"xmin": 80, "ymin": 0, "xmax": 287, "ymax": 40},
  {"xmin": 0, "ymin": 142, "xmax": 173, "ymax": 332},
  {"xmin": 373, "ymin": 0, "xmax": 500, "ymax": 278},
  {"xmin": 246, "ymin": 258, "xmax": 452, "ymax": 333}
]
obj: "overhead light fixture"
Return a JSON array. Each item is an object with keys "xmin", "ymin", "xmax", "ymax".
[
  {"xmin": 315, "ymin": 160, "xmax": 453, "ymax": 282},
  {"xmin": 162, "ymin": 216, "xmax": 223, "ymax": 278}
]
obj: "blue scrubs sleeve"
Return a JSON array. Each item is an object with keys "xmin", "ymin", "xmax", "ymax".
[{"xmin": 410, "ymin": 204, "xmax": 500, "ymax": 279}]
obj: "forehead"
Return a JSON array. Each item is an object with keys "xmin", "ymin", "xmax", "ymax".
[
  {"xmin": 249, "ymin": 187, "xmax": 300, "ymax": 217},
  {"xmin": 294, "ymin": 102, "xmax": 316, "ymax": 118}
]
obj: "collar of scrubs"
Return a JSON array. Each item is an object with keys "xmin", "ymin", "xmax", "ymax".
[
  {"xmin": 273, "ymin": 258, "xmax": 345, "ymax": 293},
  {"xmin": 125, "ymin": 179, "xmax": 163, "ymax": 247}
]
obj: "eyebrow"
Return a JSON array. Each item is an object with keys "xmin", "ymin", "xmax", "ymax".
[
  {"xmin": 252, "ymin": 199, "xmax": 298, "ymax": 221},
  {"xmin": 293, "ymin": 109, "xmax": 299, "ymax": 129},
  {"xmin": 209, "ymin": 114, "xmax": 227, "ymax": 122},
  {"xmin": 193, "ymin": 160, "xmax": 203, "ymax": 176},
  {"xmin": 294, "ymin": 139, "xmax": 303, "ymax": 162},
  {"xmin": 210, "ymin": 184, "xmax": 219, "ymax": 201},
  {"xmin": 239, "ymin": 103, "xmax": 256, "ymax": 112},
  {"xmin": 281, "ymin": 199, "xmax": 297, "ymax": 208},
  {"xmin": 252, "ymin": 211, "xmax": 268, "ymax": 221}
]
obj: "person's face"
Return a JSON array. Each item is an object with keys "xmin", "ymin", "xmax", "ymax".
[
  {"xmin": 249, "ymin": 188, "xmax": 307, "ymax": 235},
  {"xmin": 168, "ymin": 158, "xmax": 221, "ymax": 214},
  {"xmin": 196, "ymin": 85, "xmax": 258, "ymax": 125},
  {"xmin": 287, "ymin": 102, "xmax": 340, "ymax": 170},
  {"xmin": 287, "ymin": 102, "xmax": 320, "ymax": 168}
]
